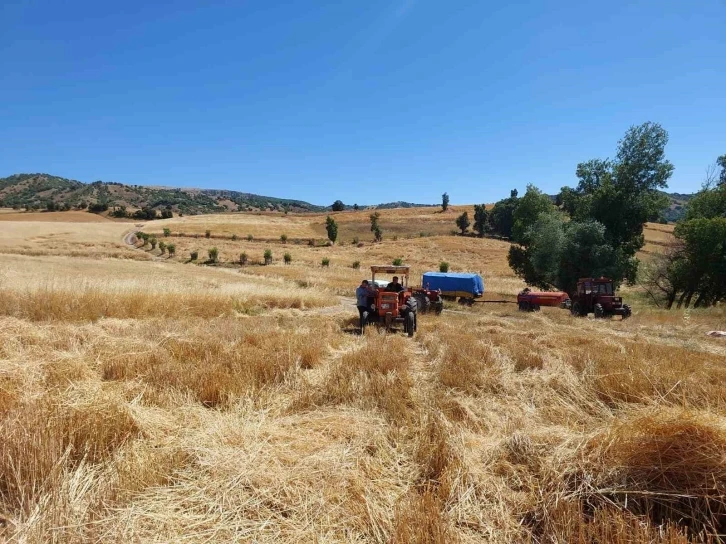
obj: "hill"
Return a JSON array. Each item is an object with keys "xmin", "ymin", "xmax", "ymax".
[
  {"xmin": 660, "ymin": 190, "xmax": 693, "ymax": 222},
  {"xmin": 0, "ymin": 173, "xmax": 435, "ymax": 216}
]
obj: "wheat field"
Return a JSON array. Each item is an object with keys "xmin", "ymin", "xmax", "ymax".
[{"xmin": 0, "ymin": 209, "xmax": 723, "ymax": 543}]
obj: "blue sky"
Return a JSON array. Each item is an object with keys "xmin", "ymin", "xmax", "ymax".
[{"xmin": 1, "ymin": 0, "xmax": 724, "ymax": 205}]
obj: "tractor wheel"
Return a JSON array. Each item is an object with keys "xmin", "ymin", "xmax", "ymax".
[
  {"xmin": 594, "ymin": 303, "xmax": 604, "ymax": 318},
  {"xmin": 518, "ymin": 302, "xmax": 527, "ymax": 311},
  {"xmin": 571, "ymin": 301, "xmax": 585, "ymax": 317},
  {"xmin": 406, "ymin": 312, "xmax": 415, "ymax": 337},
  {"xmin": 433, "ymin": 301, "xmax": 443, "ymax": 315},
  {"xmin": 414, "ymin": 293, "xmax": 430, "ymax": 314},
  {"xmin": 622, "ymin": 304, "xmax": 632, "ymax": 319}
]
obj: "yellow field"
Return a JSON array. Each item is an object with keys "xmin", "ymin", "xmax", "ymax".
[{"xmin": 0, "ymin": 209, "xmax": 724, "ymax": 543}]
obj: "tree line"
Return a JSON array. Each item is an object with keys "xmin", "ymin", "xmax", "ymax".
[{"xmin": 447, "ymin": 122, "xmax": 724, "ymax": 307}]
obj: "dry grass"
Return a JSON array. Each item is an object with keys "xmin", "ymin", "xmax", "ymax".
[{"xmin": 0, "ymin": 210, "xmax": 724, "ymax": 542}]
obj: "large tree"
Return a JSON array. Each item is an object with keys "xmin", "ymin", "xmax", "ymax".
[
  {"xmin": 473, "ymin": 204, "xmax": 488, "ymax": 237},
  {"xmin": 556, "ymin": 122, "xmax": 673, "ymax": 282},
  {"xmin": 488, "ymin": 190, "xmax": 519, "ymax": 238},
  {"xmin": 511, "ymin": 185, "xmax": 555, "ymax": 245}
]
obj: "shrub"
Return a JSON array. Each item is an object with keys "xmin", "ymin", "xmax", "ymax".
[
  {"xmin": 284, "ymin": 252, "xmax": 292, "ymax": 264},
  {"xmin": 163, "ymin": 228, "xmax": 171, "ymax": 237},
  {"xmin": 240, "ymin": 252, "xmax": 247, "ymax": 265},
  {"xmin": 190, "ymin": 250, "xmax": 198, "ymax": 261},
  {"xmin": 280, "ymin": 234, "xmax": 288, "ymax": 243},
  {"xmin": 247, "ymin": 234, "xmax": 253, "ymax": 242},
  {"xmin": 263, "ymin": 249, "xmax": 273, "ymax": 265},
  {"xmin": 232, "ymin": 234, "xmax": 238, "ymax": 241},
  {"xmin": 321, "ymin": 258, "xmax": 330, "ymax": 267},
  {"xmin": 325, "ymin": 216, "xmax": 338, "ymax": 243},
  {"xmin": 205, "ymin": 230, "xmax": 211, "ymax": 239},
  {"xmin": 308, "ymin": 239, "xmax": 316, "ymax": 247},
  {"xmin": 208, "ymin": 247, "xmax": 219, "ymax": 263},
  {"xmin": 352, "ymin": 236, "xmax": 359, "ymax": 245},
  {"xmin": 150, "ymin": 237, "xmax": 157, "ymax": 250},
  {"xmin": 158, "ymin": 241, "xmax": 167, "ymax": 255},
  {"xmin": 373, "ymin": 226, "xmax": 383, "ymax": 242},
  {"xmin": 352, "ymin": 261, "xmax": 360, "ymax": 269},
  {"xmin": 392, "ymin": 257, "xmax": 404, "ymax": 266},
  {"xmin": 439, "ymin": 261, "xmax": 449, "ymax": 273},
  {"xmin": 167, "ymin": 244, "xmax": 176, "ymax": 256}
]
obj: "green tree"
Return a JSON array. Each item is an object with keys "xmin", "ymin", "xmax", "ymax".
[
  {"xmin": 167, "ymin": 244, "xmax": 176, "ymax": 257},
  {"xmin": 455, "ymin": 211, "xmax": 470, "ymax": 234},
  {"xmin": 158, "ymin": 241, "xmax": 167, "ymax": 255},
  {"xmin": 559, "ymin": 122, "xmax": 673, "ymax": 282},
  {"xmin": 163, "ymin": 228, "xmax": 171, "ymax": 237},
  {"xmin": 718, "ymin": 154, "xmax": 726, "ymax": 186},
  {"xmin": 489, "ymin": 192, "xmax": 519, "ymax": 238},
  {"xmin": 280, "ymin": 234, "xmax": 288, "ymax": 243},
  {"xmin": 264, "ymin": 249, "xmax": 273, "ymax": 265},
  {"xmin": 439, "ymin": 261, "xmax": 449, "ymax": 273},
  {"xmin": 149, "ymin": 237, "xmax": 157, "ymax": 250},
  {"xmin": 208, "ymin": 247, "xmax": 219, "ymax": 262},
  {"xmin": 511, "ymin": 185, "xmax": 555, "ymax": 245},
  {"xmin": 473, "ymin": 205, "xmax": 488, "ymax": 237},
  {"xmin": 283, "ymin": 252, "xmax": 292, "ymax": 264},
  {"xmin": 370, "ymin": 212, "xmax": 383, "ymax": 241},
  {"xmin": 441, "ymin": 192, "xmax": 449, "ymax": 212},
  {"xmin": 332, "ymin": 200, "xmax": 345, "ymax": 212},
  {"xmin": 353, "ymin": 204, "xmax": 359, "ymax": 210},
  {"xmin": 239, "ymin": 252, "xmax": 247, "ymax": 265},
  {"xmin": 325, "ymin": 216, "xmax": 338, "ymax": 243},
  {"xmin": 321, "ymin": 257, "xmax": 330, "ymax": 267}
]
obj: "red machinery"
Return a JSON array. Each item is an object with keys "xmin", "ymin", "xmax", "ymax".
[{"xmin": 517, "ymin": 288, "xmax": 571, "ymax": 312}]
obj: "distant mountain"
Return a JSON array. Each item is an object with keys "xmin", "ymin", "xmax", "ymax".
[
  {"xmin": 660, "ymin": 191, "xmax": 693, "ymax": 223},
  {"xmin": 0, "ymin": 173, "xmax": 435, "ymax": 216}
]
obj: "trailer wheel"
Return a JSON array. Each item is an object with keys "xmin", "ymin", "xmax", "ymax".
[
  {"xmin": 594, "ymin": 303, "xmax": 604, "ymax": 318},
  {"xmin": 406, "ymin": 312, "xmax": 415, "ymax": 337},
  {"xmin": 518, "ymin": 301, "xmax": 527, "ymax": 311}
]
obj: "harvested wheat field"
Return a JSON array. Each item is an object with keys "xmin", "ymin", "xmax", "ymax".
[{"xmin": 0, "ymin": 210, "xmax": 724, "ymax": 543}]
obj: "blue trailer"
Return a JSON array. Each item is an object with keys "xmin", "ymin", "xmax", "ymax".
[{"xmin": 422, "ymin": 272, "xmax": 485, "ymax": 305}]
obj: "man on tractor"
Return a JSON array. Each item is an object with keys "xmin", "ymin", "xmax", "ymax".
[{"xmin": 386, "ymin": 276, "xmax": 404, "ymax": 293}]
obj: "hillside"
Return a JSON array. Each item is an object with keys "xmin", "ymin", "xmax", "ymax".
[
  {"xmin": 660, "ymin": 190, "xmax": 693, "ymax": 222},
  {"xmin": 0, "ymin": 174, "xmax": 435, "ymax": 216}
]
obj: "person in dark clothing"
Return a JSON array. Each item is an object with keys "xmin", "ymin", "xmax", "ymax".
[
  {"xmin": 386, "ymin": 276, "xmax": 404, "ymax": 293},
  {"xmin": 356, "ymin": 280, "xmax": 376, "ymax": 330}
]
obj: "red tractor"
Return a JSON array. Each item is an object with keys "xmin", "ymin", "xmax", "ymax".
[
  {"xmin": 570, "ymin": 277, "xmax": 631, "ymax": 319},
  {"xmin": 361, "ymin": 266, "xmax": 443, "ymax": 337}
]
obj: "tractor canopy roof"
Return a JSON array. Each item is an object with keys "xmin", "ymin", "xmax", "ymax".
[
  {"xmin": 370, "ymin": 265, "xmax": 410, "ymax": 275},
  {"xmin": 578, "ymin": 277, "xmax": 614, "ymax": 283}
]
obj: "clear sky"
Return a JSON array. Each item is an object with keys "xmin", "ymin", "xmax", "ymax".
[{"xmin": 1, "ymin": 1, "xmax": 724, "ymax": 205}]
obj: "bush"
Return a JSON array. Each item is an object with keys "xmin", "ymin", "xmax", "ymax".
[
  {"xmin": 439, "ymin": 262, "xmax": 449, "ymax": 273},
  {"xmin": 280, "ymin": 234, "xmax": 288, "ymax": 243},
  {"xmin": 208, "ymin": 247, "xmax": 219, "ymax": 263},
  {"xmin": 247, "ymin": 234, "xmax": 253, "ymax": 242},
  {"xmin": 163, "ymin": 228, "xmax": 171, "ymax": 237},
  {"xmin": 190, "ymin": 250, "xmax": 198, "ymax": 261},
  {"xmin": 264, "ymin": 249, "xmax": 273, "ymax": 265},
  {"xmin": 240, "ymin": 252, "xmax": 248, "ymax": 265},
  {"xmin": 205, "ymin": 230, "xmax": 211, "ymax": 239},
  {"xmin": 352, "ymin": 261, "xmax": 361, "ymax": 269},
  {"xmin": 150, "ymin": 238, "xmax": 157, "ymax": 250},
  {"xmin": 283, "ymin": 252, "xmax": 292, "ymax": 264},
  {"xmin": 232, "ymin": 234, "xmax": 238, "ymax": 241},
  {"xmin": 392, "ymin": 257, "xmax": 404, "ymax": 266},
  {"xmin": 167, "ymin": 244, "xmax": 176, "ymax": 256},
  {"xmin": 352, "ymin": 237, "xmax": 359, "ymax": 245},
  {"xmin": 158, "ymin": 241, "xmax": 167, "ymax": 255},
  {"xmin": 321, "ymin": 258, "xmax": 330, "ymax": 267}
]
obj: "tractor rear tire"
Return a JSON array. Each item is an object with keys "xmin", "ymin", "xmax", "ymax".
[
  {"xmin": 414, "ymin": 293, "xmax": 430, "ymax": 314},
  {"xmin": 571, "ymin": 301, "xmax": 585, "ymax": 317},
  {"xmin": 594, "ymin": 303, "xmax": 604, "ymax": 318},
  {"xmin": 406, "ymin": 312, "xmax": 415, "ymax": 337}
]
